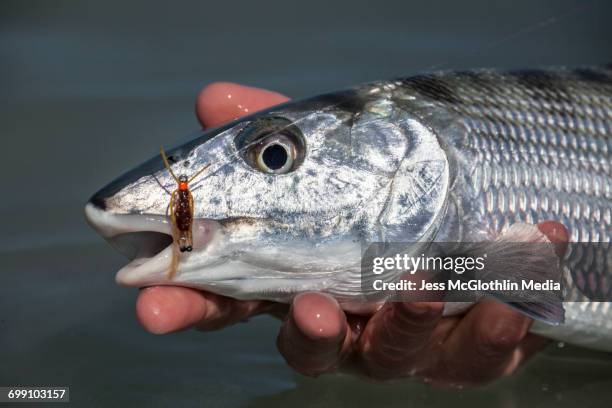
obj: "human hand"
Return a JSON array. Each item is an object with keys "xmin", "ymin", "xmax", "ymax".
[
  {"xmin": 136, "ymin": 82, "xmax": 570, "ymax": 386},
  {"xmin": 276, "ymin": 220, "xmax": 568, "ymax": 386}
]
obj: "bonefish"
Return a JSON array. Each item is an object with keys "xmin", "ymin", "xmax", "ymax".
[{"xmin": 85, "ymin": 66, "xmax": 612, "ymax": 351}]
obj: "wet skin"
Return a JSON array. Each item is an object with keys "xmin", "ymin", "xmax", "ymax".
[{"xmin": 135, "ymin": 82, "xmax": 570, "ymax": 386}]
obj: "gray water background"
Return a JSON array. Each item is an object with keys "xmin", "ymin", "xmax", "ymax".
[{"xmin": 1, "ymin": 0, "xmax": 611, "ymax": 406}]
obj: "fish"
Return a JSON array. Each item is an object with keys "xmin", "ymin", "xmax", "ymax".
[{"xmin": 85, "ymin": 66, "xmax": 612, "ymax": 351}]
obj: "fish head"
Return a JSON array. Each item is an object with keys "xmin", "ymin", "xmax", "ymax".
[{"xmin": 85, "ymin": 86, "xmax": 451, "ymax": 301}]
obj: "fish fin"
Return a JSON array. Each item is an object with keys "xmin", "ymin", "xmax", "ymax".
[{"xmin": 461, "ymin": 223, "xmax": 565, "ymax": 325}]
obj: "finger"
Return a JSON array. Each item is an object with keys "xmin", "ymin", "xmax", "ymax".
[
  {"xmin": 196, "ymin": 82, "xmax": 289, "ymax": 128},
  {"xmin": 490, "ymin": 332, "xmax": 551, "ymax": 379},
  {"xmin": 515, "ymin": 333, "xmax": 551, "ymax": 366},
  {"xmin": 358, "ymin": 301, "xmax": 444, "ymax": 379},
  {"xmin": 537, "ymin": 221, "xmax": 570, "ymax": 258},
  {"xmin": 440, "ymin": 300, "xmax": 532, "ymax": 385},
  {"xmin": 136, "ymin": 286, "xmax": 270, "ymax": 334},
  {"xmin": 276, "ymin": 292, "xmax": 352, "ymax": 377},
  {"xmin": 194, "ymin": 292, "xmax": 274, "ymax": 331}
]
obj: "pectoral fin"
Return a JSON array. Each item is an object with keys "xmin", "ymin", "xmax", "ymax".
[{"xmin": 461, "ymin": 223, "xmax": 565, "ymax": 325}]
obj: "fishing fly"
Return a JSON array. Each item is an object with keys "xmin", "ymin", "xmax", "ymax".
[{"xmin": 160, "ymin": 147, "xmax": 210, "ymax": 278}]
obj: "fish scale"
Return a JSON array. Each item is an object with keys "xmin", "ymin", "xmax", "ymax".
[
  {"xmin": 401, "ymin": 68, "xmax": 611, "ymax": 237},
  {"xmin": 399, "ymin": 68, "xmax": 611, "ymax": 347}
]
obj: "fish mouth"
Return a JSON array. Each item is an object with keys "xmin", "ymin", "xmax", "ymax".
[{"xmin": 84, "ymin": 203, "xmax": 218, "ymax": 286}]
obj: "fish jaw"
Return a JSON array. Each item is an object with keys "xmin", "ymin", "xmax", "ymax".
[
  {"xmin": 84, "ymin": 202, "xmax": 221, "ymax": 287},
  {"xmin": 85, "ymin": 202, "xmax": 365, "ymax": 300},
  {"xmin": 162, "ymin": 237, "xmax": 365, "ymax": 302}
]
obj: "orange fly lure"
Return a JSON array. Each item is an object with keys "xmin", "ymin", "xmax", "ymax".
[{"xmin": 160, "ymin": 147, "xmax": 210, "ymax": 279}]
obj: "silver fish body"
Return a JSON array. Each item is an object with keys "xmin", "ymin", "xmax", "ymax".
[
  {"xmin": 85, "ymin": 66, "xmax": 612, "ymax": 350},
  {"xmin": 392, "ymin": 68, "xmax": 612, "ymax": 350}
]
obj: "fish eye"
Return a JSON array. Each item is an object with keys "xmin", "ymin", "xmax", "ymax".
[
  {"xmin": 254, "ymin": 135, "xmax": 295, "ymax": 174},
  {"xmin": 235, "ymin": 116, "xmax": 305, "ymax": 174}
]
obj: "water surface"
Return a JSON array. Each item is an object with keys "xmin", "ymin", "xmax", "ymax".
[{"xmin": 1, "ymin": 0, "xmax": 611, "ymax": 406}]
